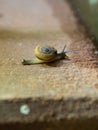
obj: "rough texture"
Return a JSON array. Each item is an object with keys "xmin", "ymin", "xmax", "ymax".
[
  {"xmin": 0, "ymin": 34, "xmax": 98, "ymax": 100},
  {"xmin": 0, "ymin": 0, "xmax": 98, "ymax": 128}
]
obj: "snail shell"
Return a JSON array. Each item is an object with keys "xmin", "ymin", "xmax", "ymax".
[{"xmin": 34, "ymin": 45, "xmax": 57, "ymax": 61}]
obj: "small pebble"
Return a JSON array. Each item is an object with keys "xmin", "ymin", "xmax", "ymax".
[
  {"xmin": 94, "ymin": 51, "xmax": 98, "ymax": 55},
  {"xmin": 20, "ymin": 104, "xmax": 30, "ymax": 115}
]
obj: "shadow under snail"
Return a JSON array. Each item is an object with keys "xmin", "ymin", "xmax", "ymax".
[{"xmin": 22, "ymin": 45, "xmax": 79, "ymax": 65}]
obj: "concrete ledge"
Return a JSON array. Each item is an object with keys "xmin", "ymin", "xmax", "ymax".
[
  {"xmin": 0, "ymin": 98, "xmax": 98, "ymax": 123},
  {"xmin": 1, "ymin": 98, "xmax": 98, "ymax": 129}
]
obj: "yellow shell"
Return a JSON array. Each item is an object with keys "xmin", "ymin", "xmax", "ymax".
[{"xmin": 34, "ymin": 45, "xmax": 57, "ymax": 61}]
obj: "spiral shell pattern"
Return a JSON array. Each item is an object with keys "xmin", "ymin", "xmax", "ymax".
[{"xmin": 34, "ymin": 45, "xmax": 57, "ymax": 61}]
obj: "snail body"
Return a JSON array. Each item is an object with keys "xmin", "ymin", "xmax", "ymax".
[{"xmin": 22, "ymin": 45, "xmax": 78, "ymax": 65}]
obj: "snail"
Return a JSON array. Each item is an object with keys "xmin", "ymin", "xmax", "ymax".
[{"xmin": 22, "ymin": 45, "xmax": 79, "ymax": 65}]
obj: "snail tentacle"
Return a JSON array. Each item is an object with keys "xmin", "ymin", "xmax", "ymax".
[
  {"xmin": 52, "ymin": 45, "xmax": 67, "ymax": 61},
  {"xmin": 64, "ymin": 49, "xmax": 80, "ymax": 54},
  {"xmin": 62, "ymin": 45, "xmax": 66, "ymax": 53}
]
